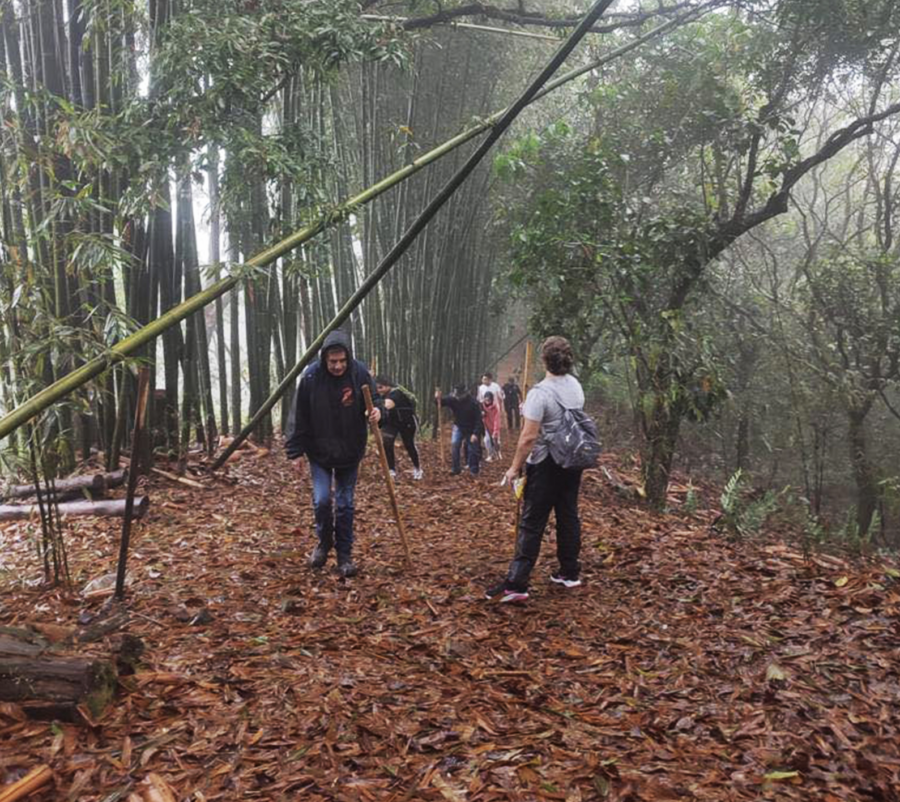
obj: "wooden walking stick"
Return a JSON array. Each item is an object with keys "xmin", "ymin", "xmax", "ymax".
[
  {"xmin": 362, "ymin": 385, "xmax": 412, "ymax": 568},
  {"xmin": 435, "ymin": 388, "xmax": 445, "ymax": 467}
]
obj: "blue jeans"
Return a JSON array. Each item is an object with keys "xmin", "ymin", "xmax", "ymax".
[
  {"xmin": 450, "ymin": 426, "xmax": 481, "ymax": 475},
  {"xmin": 309, "ymin": 460, "xmax": 359, "ymax": 558}
]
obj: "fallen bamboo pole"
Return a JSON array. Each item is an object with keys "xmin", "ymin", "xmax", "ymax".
[
  {"xmin": 0, "ymin": 497, "xmax": 148, "ymax": 523},
  {"xmin": 0, "ymin": 5, "xmax": 713, "ymax": 445},
  {"xmin": 2, "ymin": 470, "xmax": 126, "ymax": 501},
  {"xmin": 0, "ymin": 765, "xmax": 53, "ymax": 802},
  {"xmin": 363, "ymin": 386, "xmax": 412, "ymax": 569}
]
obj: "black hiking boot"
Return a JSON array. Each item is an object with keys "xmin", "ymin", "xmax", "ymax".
[
  {"xmin": 336, "ymin": 555, "xmax": 358, "ymax": 578},
  {"xmin": 308, "ymin": 539, "xmax": 333, "ymax": 570}
]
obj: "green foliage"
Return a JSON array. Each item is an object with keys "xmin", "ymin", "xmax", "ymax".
[
  {"xmin": 718, "ymin": 469, "xmax": 780, "ymax": 540},
  {"xmin": 684, "ymin": 484, "xmax": 699, "ymax": 515},
  {"xmin": 776, "ymin": 0, "xmax": 900, "ymax": 81}
]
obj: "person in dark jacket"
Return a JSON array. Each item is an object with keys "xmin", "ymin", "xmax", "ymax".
[
  {"xmin": 285, "ymin": 330, "xmax": 381, "ymax": 577},
  {"xmin": 435, "ymin": 384, "xmax": 484, "ymax": 476},
  {"xmin": 375, "ymin": 376, "xmax": 423, "ymax": 481},
  {"xmin": 502, "ymin": 377, "xmax": 522, "ymax": 430}
]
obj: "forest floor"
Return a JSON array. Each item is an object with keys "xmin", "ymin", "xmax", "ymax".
[{"xmin": 1, "ymin": 440, "xmax": 899, "ymax": 801}]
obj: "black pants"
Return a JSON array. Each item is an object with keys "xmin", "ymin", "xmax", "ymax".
[
  {"xmin": 507, "ymin": 456, "xmax": 582, "ymax": 588},
  {"xmin": 382, "ymin": 424, "xmax": 420, "ymax": 471},
  {"xmin": 506, "ymin": 402, "xmax": 521, "ymax": 430}
]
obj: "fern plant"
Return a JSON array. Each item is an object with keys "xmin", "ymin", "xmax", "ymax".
[{"xmin": 718, "ymin": 469, "xmax": 779, "ymax": 540}]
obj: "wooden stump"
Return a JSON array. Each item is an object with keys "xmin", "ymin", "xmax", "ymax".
[{"xmin": 0, "ymin": 627, "xmax": 118, "ymax": 721}]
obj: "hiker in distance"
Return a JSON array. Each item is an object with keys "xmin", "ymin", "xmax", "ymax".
[
  {"xmin": 375, "ymin": 376, "xmax": 424, "ymax": 481},
  {"xmin": 285, "ymin": 330, "xmax": 382, "ymax": 577},
  {"xmin": 502, "ymin": 375, "xmax": 522, "ymax": 430},
  {"xmin": 435, "ymin": 384, "xmax": 485, "ymax": 476},
  {"xmin": 478, "ymin": 372, "xmax": 505, "ymax": 421},
  {"xmin": 481, "ymin": 390, "xmax": 502, "ymax": 462},
  {"xmin": 487, "ymin": 336, "xmax": 594, "ymax": 603}
]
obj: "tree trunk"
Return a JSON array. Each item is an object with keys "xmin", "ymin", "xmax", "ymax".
[{"xmin": 848, "ymin": 404, "xmax": 878, "ymax": 536}]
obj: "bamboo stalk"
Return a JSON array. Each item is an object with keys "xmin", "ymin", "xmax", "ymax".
[
  {"xmin": 0, "ymin": 6, "xmax": 709, "ymax": 445},
  {"xmin": 435, "ymin": 388, "xmax": 445, "ymax": 467},
  {"xmin": 0, "ymin": 765, "xmax": 53, "ymax": 801},
  {"xmin": 362, "ymin": 386, "xmax": 412, "ymax": 568},
  {"xmin": 115, "ymin": 367, "xmax": 150, "ymax": 599},
  {"xmin": 212, "ymin": 0, "xmax": 622, "ymax": 468},
  {"xmin": 522, "ymin": 341, "xmax": 534, "ymax": 399},
  {"xmin": 361, "ymin": 15, "xmax": 562, "ymax": 42}
]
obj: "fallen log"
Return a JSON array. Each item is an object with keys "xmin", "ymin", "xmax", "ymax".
[
  {"xmin": 0, "ymin": 657, "xmax": 117, "ymax": 721},
  {"xmin": 0, "ymin": 496, "xmax": 148, "ymax": 522},
  {"xmin": 2, "ymin": 469, "xmax": 127, "ymax": 501},
  {"xmin": 0, "ymin": 629, "xmax": 119, "ymax": 722}
]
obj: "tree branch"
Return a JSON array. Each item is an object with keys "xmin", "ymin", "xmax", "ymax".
[{"xmin": 714, "ymin": 100, "xmax": 900, "ymax": 256}]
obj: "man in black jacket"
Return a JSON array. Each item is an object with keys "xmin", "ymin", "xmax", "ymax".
[
  {"xmin": 435, "ymin": 384, "xmax": 484, "ymax": 476},
  {"xmin": 285, "ymin": 330, "xmax": 381, "ymax": 577},
  {"xmin": 375, "ymin": 376, "xmax": 423, "ymax": 481},
  {"xmin": 502, "ymin": 377, "xmax": 522, "ymax": 430}
]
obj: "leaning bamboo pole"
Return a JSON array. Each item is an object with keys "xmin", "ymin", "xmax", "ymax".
[
  {"xmin": 0, "ymin": 4, "xmax": 715, "ymax": 444},
  {"xmin": 211, "ymin": 0, "xmax": 620, "ymax": 469}
]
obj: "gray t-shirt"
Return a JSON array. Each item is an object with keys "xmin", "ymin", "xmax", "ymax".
[{"xmin": 522, "ymin": 374, "xmax": 585, "ymax": 465}]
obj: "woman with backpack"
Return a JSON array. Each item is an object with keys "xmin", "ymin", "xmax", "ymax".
[
  {"xmin": 375, "ymin": 376, "xmax": 424, "ymax": 481},
  {"xmin": 487, "ymin": 336, "xmax": 598, "ymax": 603}
]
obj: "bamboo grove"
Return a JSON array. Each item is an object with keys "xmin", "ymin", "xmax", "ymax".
[
  {"xmin": 0, "ymin": 0, "xmax": 709, "ymax": 470},
  {"xmin": 2, "ymin": 0, "xmax": 899, "ymax": 542}
]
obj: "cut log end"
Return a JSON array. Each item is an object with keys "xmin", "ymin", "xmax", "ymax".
[{"xmin": 0, "ymin": 656, "xmax": 117, "ymax": 722}]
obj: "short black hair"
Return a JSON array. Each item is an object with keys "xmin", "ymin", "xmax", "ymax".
[
  {"xmin": 453, "ymin": 383, "xmax": 469, "ymax": 396},
  {"xmin": 374, "ymin": 375, "xmax": 394, "ymax": 387},
  {"xmin": 482, "ymin": 371, "xmax": 493, "ymax": 380}
]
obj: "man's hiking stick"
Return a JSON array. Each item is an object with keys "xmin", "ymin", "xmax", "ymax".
[{"xmin": 363, "ymin": 386, "xmax": 412, "ymax": 568}]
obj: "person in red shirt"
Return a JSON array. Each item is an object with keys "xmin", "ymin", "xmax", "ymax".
[{"xmin": 481, "ymin": 391, "xmax": 502, "ymax": 461}]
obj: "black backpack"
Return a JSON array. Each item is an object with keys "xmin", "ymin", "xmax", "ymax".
[{"xmin": 542, "ymin": 388, "xmax": 602, "ymax": 470}]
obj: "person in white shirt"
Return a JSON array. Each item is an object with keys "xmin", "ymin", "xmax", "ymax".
[{"xmin": 486, "ymin": 337, "xmax": 586, "ymax": 604}]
